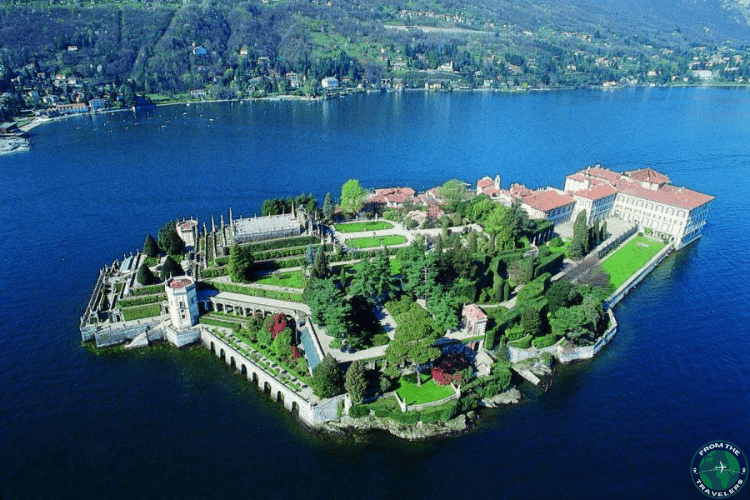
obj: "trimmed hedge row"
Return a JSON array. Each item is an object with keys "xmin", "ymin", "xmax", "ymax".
[
  {"xmin": 508, "ymin": 334, "xmax": 532, "ymax": 348},
  {"xmin": 534, "ymin": 253, "xmax": 565, "ymax": 279},
  {"xmin": 118, "ymin": 293, "xmax": 166, "ymax": 308},
  {"xmin": 199, "ymin": 317, "xmax": 243, "ymax": 330},
  {"xmin": 131, "ymin": 284, "xmax": 164, "ymax": 296},
  {"xmin": 201, "ymin": 266, "xmax": 229, "ymax": 278},
  {"xmin": 232, "ymin": 235, "xmax": 319, "ymax": 253},
  {"xmin": 531, "ymin": 333, "xmax": 562, "ymax": 349}
]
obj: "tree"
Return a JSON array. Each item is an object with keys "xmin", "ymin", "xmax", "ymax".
[
  {"xmin": 136, "ymin": 262, "xmax": 156, "ymax": 285},
  {"xmin": 520, "ymin": 306, "xmax": 543, "ymax": 337},
  {"xmin": 143, "ymin": 234, "xmax": 160, "ymax": 258},
  {"xmin": 349, "ymin": 250, "xmax": 393, "ymax": 303},
  {"xmin": 483, "ymin": 204, "xmax": 516, "ymax": 251},
  {"xmin": 312, "ymin": 354, "xmax": 343, "ymax": 398},
  {"xmin": 304, "ymin": 278, "xmax": 353, "ymax": 342},
  {"xmin": 228, "ymin": 243, "xmax": 254, "ymax": 283},
  {"xmin": 569, "ymin": 210, "xmax": 589, "ymax": 260},
  {"xmin": 427, "ymin": 290, "xmax": 459, "ymax": 332},
  {"xmin": 385, "ymin": 311, "xmax": 441, "ymax": 386},
  {"xmin": 437, "ymin": 178, "xmax": 469, "ymax": 210},
  {"xmin": 273, "ymin": 328, "xmax": 294, "ymax": 363},
  {"xmin": 345, "ymin": 360, "xmax": 368, "ymax": 404},
  {"xmin": 160, "ymin": 255, "xmax": 182, "ymax": 280},
  {"xmin": 310, "ymin": 246, "xmax": 330, "ymax": 279},
  {"xmin": 157, "ymin": 220, "xmax": 183, "ymax": 256},
  {"xmin": 600, "ymin": 220, "xmax": 608, "ymax": 243},
  {"xmin": 322, "ymin": 192, "xmax": 334, "ymax": 221},
  {"xmin": 545, "ymin": 279, "xmax": 576, "ymax": 315},
  {"xmin": 339, "ymin": 179, "xmax": 368, "ymax": 217}
]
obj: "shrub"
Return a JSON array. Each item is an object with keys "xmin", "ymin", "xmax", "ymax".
[
  {"xmin": 160, "ymin": 255, "xmax": 183, "ymax": 280},
  {"xmin": 143, "ymin": 234, "xmax": 160, "ymax": 257},
  {"xmin": 549, "ymin": 236, "xmax": 563, "ymax": 248},
  {"xmin": 349, "ymin": 405, "xmax": 369, "ymax": 418},
  {"xmin": 505, "ymin": 324, "xmax": 525, "ymax": 342},
  {"xmin": 531, "ymin": 334, "xmax": 562, "ymax": 349}
]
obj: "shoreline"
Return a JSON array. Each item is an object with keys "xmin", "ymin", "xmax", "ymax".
[{"xmin": 13, "ymin": 81, "xmax": 749, "ymax": 137}]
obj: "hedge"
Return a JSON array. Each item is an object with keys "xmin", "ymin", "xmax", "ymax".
[
  {"xmin": 199, "ymin": 317, "xmax": 243, "ymax": 331},
  {"xmin": 508, "ymin": 334, "xmax": 532, "ymax": 349},
  {"xmin": 118, "ymin": 293, "xmax": 166, "ymax": 308},
  {"xmin": 531, "ymin": 334, "xmax": 562, "ymax": 349},
  {"xmin": 131, "ymin": 284, "xmax": 164, "ymax": 296},
  {"xmin": 231, "ymin": 236, "xmax": 319, "ymax": 253},
  {"xmin": 534, "ymin": 253, "xmax": 565, "ymax": 278},
  {"xmin": 516, "ymin": 273, "xmax": 551, "ymax": 303},
  {"xmin": 200, "ymin": 266, "xmax": 229, "ymax": 278}
]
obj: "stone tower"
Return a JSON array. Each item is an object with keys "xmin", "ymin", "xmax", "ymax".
[{"xmin": 165, "ymin": 277, "xmax": 199, "ymax": 329}]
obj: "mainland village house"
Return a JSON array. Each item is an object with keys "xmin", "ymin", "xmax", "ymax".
[{"xmin": 476, "ymin": 165, "xmax": 714, "ymax": 250}]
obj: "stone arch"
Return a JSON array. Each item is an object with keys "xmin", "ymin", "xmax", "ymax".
[
  {"xmin": 264, "ymin": 382, "xmax": 271, "ymax": 394},
  {"xmin": 230, "ymin": 357, "xmax": 237, "ymax": 370},
  {"xmin": 210, "ymin": 342, "xmax": 215, "ymax": 354},
  {"xmin": 277, "ymin": 391, "xmax": 284, "ymax": 404},
  {"xmin": 291, "ymin": 402, "xmax": 300, "ymax": 416},
  {"xmin": 220, "ymin": 348, "xmax": 225, "ymax": 362},
  {"xmin": 241, "ymin": 365, "xmax": 247, "ymax": 376},
  {"xmin": 252, "ymin": 372, "xmax": 259, "ymax": 385}
]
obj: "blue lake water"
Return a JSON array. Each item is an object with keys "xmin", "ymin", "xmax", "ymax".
[{"xmin": 1, "ymin": 88, "xmax": 749, "ymax": 498}]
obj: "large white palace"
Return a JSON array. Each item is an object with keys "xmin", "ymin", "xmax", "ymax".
[{"xmin": 477, "ymin": 165, "xmax": 714, "ymax": 250}]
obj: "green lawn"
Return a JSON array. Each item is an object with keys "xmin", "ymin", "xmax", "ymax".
[
  {"xmin": 549, "ymin": 240, "xmax": 570, "ymax": 257},
  {"xmin": 346, "ymin": 235, "xmax": 407, "ymax": 249},
  {"xmin": 602, "ymin": 235, "xmax": 667, "ymax": 289},
  {"xmin": 396, "ymin": 373, "xmax": 455, "ymax": 405},
  {"xmin": 121, "ymin": 303, "xmax": 162, "ymax": 321},
  {"xmin": 335, "ymin": 221, "xmax": 394, "ymax": 233},
  {"xmin": 253, "ymin": 270, "xmax": 306, "ymax": 288}
]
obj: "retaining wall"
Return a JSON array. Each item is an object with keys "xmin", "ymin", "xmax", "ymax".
[
  {"xmin": 94, "ymin": 321, "xmax": 162, "ymax": 348},
  {"xmin": 507, "ymin": 310, "xmax": 618, "ymax": 364}
]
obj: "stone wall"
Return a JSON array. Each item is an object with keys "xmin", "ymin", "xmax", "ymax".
[
  {"xmin": 200, "ymin": 328, "xmax": 339, "ymax": 427},
  {"xmin": 94, "ymin": 321, "xmax": 161, "ymax": 348}
]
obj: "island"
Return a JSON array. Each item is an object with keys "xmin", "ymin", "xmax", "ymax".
[{"xmin": 80, "ymin": 165, "xmax": 713, "ymax": 439}]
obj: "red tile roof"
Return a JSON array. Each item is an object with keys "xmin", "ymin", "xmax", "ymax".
[
  {"xmin": 523, "ymin": 190, "xmax": 575, "ymax": 212},
  {"xmin": 386, "ymin": 193, "xmax": 407, "ymax": 203},
  {"xmin": 462, "ymin": 304, "xmax": 487, "ymax": 322},
  {"xmin": 477, "ymin": 177, "xmax": 494, "ymax": 188},
  {"xmin": 570, "ymin": 166, "xmax": 714, "ymax": 210},
  {"xmin": 571, "ymin": 184, "xmax": 617, "ymax": 200},
  {"xmin": 625, "ymin": 168, "xmax": 671, "ymax": 185}
]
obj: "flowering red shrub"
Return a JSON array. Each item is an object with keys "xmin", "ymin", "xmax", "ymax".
[
  {"xmin": 267, "ymin": 313, "xmax": 287, "ymax": 340},
  {"xmin": 291, "ymin": 345, "xmax": 301, "ymax": 362},
  {"xmin": 431, "ymin": 352, "xmax": 470, "ymax": 386}
]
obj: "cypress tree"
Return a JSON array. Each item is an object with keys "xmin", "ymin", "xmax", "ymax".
[
  {"xmin": 503, "ymin": 281, "xmax": 511, "ymax": 302},
  {"xmin": 569, "ymin": 210, "xmax": 589, "ymax": 260},
  {"xmin": 312, "ymin": 355, "xmax": 343, "ymax": 398},
  {"xmin": 322, "ymin": 192, "xmax": 334, "ymax": 221},
  {"xmin": 344, "ymin": 360, "xmax": 368, "ymax": 404},
  {"xmin": 160, "ymin": 255, "xmax": 183, "ymax": 280},
  {"xmin": 136, "ymin": 262, "xmax": 156, "ymax": 285},
  {"xmin": 600, "ymin": 221, "xmax": 608, "ymax": 242},
  {"xmin": 228, "ymin": 243, "xmax": 254, "ymax": 283},
  {"xmin": 143, "ymin": 234, "xmax": 160, "ymax": 258}
]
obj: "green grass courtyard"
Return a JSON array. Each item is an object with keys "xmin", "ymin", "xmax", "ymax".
[
  {"xmin": 601, "ymin": 235, "xmax": 667, "ymax": 289},
  {"xmin": 395, "ymin": 373, "xmax": 456, "ymax": 405},
  {"xmin": 335, "ymin": 221, "xmax": 394, "ymax": 233},
  {"xmin": 346, "ymin": 235, "xmax": 407, "ymax": 249},
  {"xmin": 252, "ymin": 270, "xmax": 306, "ymax": 288}
]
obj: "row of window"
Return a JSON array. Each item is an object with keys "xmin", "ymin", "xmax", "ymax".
[{"xmin": 616, "ymin": 195, "xmax": 685, "ymax": 217}]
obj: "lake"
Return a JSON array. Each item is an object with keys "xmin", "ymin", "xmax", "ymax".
[{"xmin": 1, "ymin": 87, "xmax": 749, "ymax": 498}]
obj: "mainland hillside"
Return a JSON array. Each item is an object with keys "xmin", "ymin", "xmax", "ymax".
[{"xmin": 2, "ymin": 0, "xmax": 750, "ymax": 119}]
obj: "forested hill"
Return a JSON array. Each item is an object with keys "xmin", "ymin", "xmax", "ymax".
[{"xmin": 2, "ymin": 0, "xmax": 750, "ymax": 116}]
